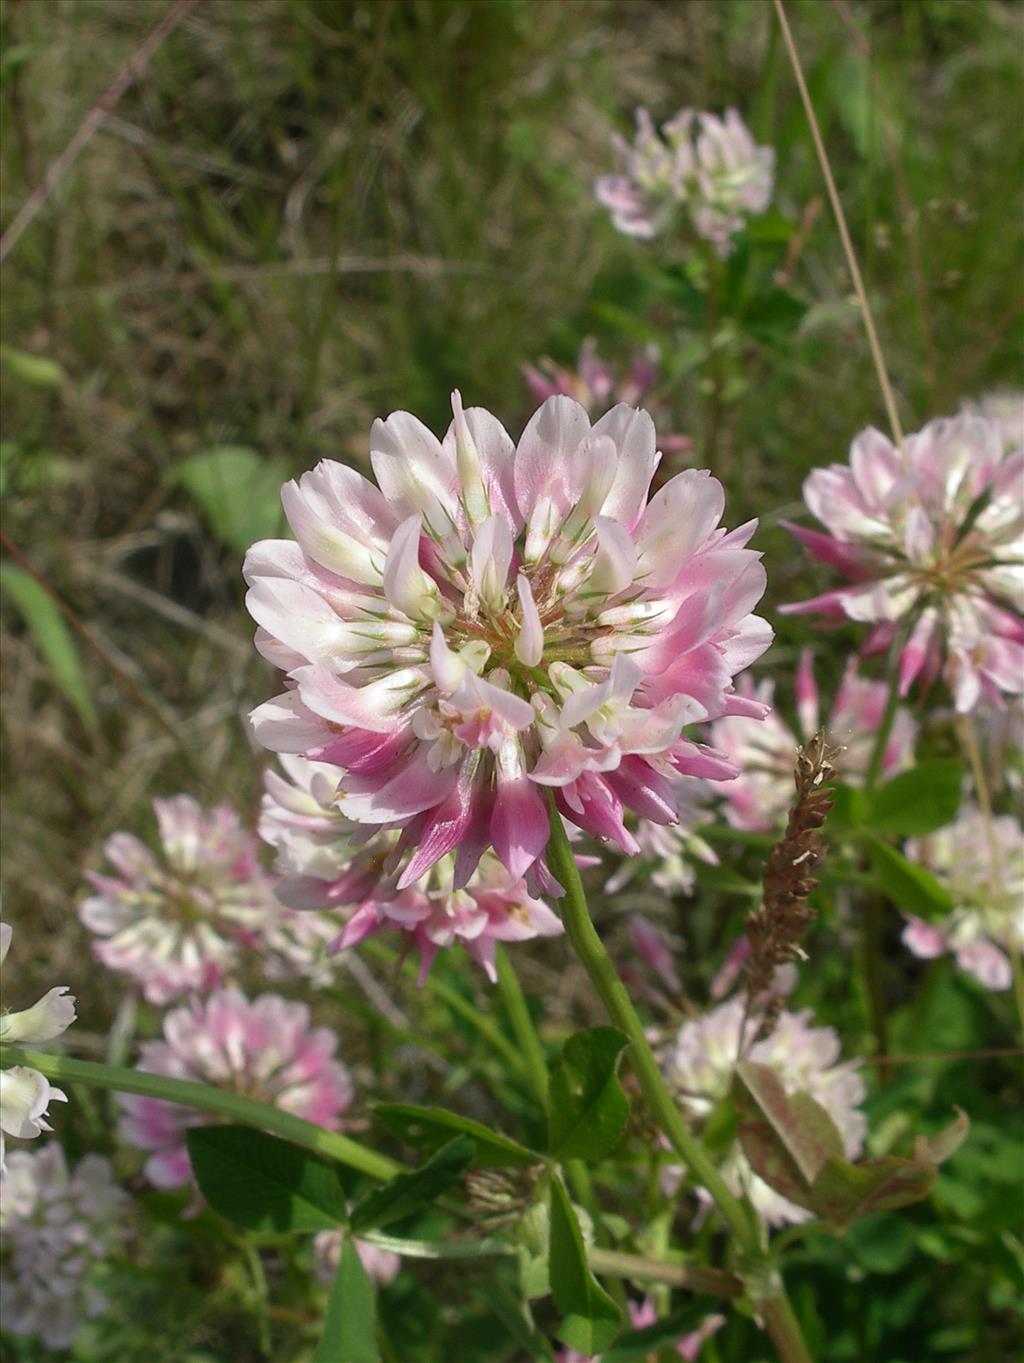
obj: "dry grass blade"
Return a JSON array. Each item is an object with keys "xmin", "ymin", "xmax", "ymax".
[{"xmin": 0, "ymin": 0, "xmax": 197, "ymax": 265}]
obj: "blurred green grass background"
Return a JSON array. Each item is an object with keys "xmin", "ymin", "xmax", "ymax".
[{"xmin": 1, "ymin": 0, "xmax": 1021, "ymax": 981}]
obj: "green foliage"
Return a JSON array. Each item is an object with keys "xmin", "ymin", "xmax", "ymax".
[
  {"xmin": 348, "ymin": 1137, "xmax": 473, "ymax": 1233},
  {"xmin": 549, "ymin": 1175, "xmax": 622, "ymax": 1355},
  {"xmin": 548, "ymin": 1027, "xmax": 630, "ymax": 1162},
  {"xmin": 736, "ymin": 1065, "xmax": 969, "ymax": 1230},
  {"xmin": 186, "ymin": 1127, "xmax": 351, "ymax": 1233},
  {"xmin": 1, "ymin": 563, "xmax": 98, "ymax": 733},
  {"xmin": 314, "ymin": 1239, "xmax": 380, "ymax": 1363},
  {"xmin": 373, "ymin": 1104, "xmax": 540, "ymax": 1168},
  {"xmin": 866, "ymin": 836, "xmax": 956, "ymax": 921},
  {"xmin": 174, "ymin": 447, "xmax": 288, "ymax": 557}
]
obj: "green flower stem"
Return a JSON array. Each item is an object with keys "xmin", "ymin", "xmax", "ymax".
[
  {"xmin": 864, "ymin": 633, "xmax": 907, "ymax": 792},
  {"xmin": 544, "ymin": 800, "xmax": 813, "ymax": 1363},
  {"xmin": 494, "ymin": 944, "xmax": 549, "ymax": 1108},
  {"xmin": 0, "ymin": 1046, "xmax": 400, "ymax": 1183}
]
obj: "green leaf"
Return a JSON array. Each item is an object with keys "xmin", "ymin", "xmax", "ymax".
[
  {"xmin": 912, "ymin": 1108, "xmax": 969, "ymax": 1166},
  {"xmin": 314, "ymin": 1237, "xmax": 380, "ymax": 1363},
  {"xmin": 174, "ymin": 446, "xmax": 287, "ymax": 555},
  {"xmin": 867, "ymin": 761, "xmax": 963, "ymax": 837},
  {"xmin": 349, "ymin": 1137, "xmax": 473, "ymax": 1233},
  {"xmin": 548, "ymin": 1027, "xmax": 630, "ymax": 1162},
  {"xmin": 1, "ymin": 563, "xmax": 98, "ymax": 733},
  {"xmin": 549, "ymin": 1176, "xmax": 622, "ymax": 1355},
  {"xmin": 186, "ymin": 1127, "xmax": 349, "ymax": 1233},
  {"xmin": 600, "ymin": 1308, "xmax": 712, "ymax": 1362},
  {"xmin": 827, "ymin": 783, "xmax": 869, "ymax": 833},
  {"xmin": 866, "ymin": 836, "xmax": 955, "ymax": 921},
  {"xmin": 0, "ymin": 344, "xmax": 64, "ymax": 389},
  {"xmin": 844, "ymin": 1213, "xmax": 917, "ymax": 1274},
  {"xmin": 373, "ymin": 1104, "xmax": 540, "ymax": 1169},
  {"xmin": 809, "ymin": 1154, "xmax": 938, "ymax": 1229},
  {"xmin": 736, "ymin": 1063, "xmax": 844, "ymax": 1183}
]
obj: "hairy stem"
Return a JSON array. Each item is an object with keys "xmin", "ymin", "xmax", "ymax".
[
  {"xmin": 1, "ymin": 1046, "xmax": 400, "ymax": 1182},
  {"xmin": 544, "ymin": 801, "xmax": 812, "ymax": 1362}
]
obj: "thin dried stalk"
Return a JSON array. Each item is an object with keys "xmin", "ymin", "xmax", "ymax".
[{"xmin": 744, "ymin": 731, "xmax": 838, "ymax": 1041}]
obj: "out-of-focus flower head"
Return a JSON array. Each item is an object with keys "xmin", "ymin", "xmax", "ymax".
[
  {"xmin": 902, "ymin": 806, "xmax": 1024, "ymax": 991},
  {"xmin": 524, "ymin": 339, "xmax": 690, "ymax": 459},
  {"xmin": 78, "ymin": 796, "xmax": 318, "ymax": 1004},
  {"xmin": 711, "ymin": 651, "xmax": 917, "ymax": 832},
  {"xmin": 0, "ymin": 1143, "xmax": 128, "ymax": 1350},
  {"xmin": 605, "ymin": 778, "xmax": 718, "ymax": 898},
  {"xmin": 312, "ymin": 1229, "xmax": 401, "ymax": 1288},
  {"xmin": 594, "ymin": 106, "xmax": 774, "ymax": 253},
  {"xmin": 556, "ymin": 1296, "xmax": 725, "ymax": 1361},
  {"xmin": 260, "ymin": 755, "xmax": 563, "ymax": 983},
  {"xmin": 245, "ymin": 394, "xmax": 772, "ymax": 896},
  {"xmin": 962, "ymin": 391, "xmax": 1024, "ymax": 454},
  {"xmin": 663, "ymin": 998, "xmax": 866, "ymax": 1225},
  {"xmin": 782, "ymin": 415, "xmax": 1024, "ymax": 713},
  {"xmin": 117, "ymin": 987, "xmax": 353, "ymax": 1189},
  {"xmin": 0, "ymin": 922, "xmax": 75, "ymax": 1169}
]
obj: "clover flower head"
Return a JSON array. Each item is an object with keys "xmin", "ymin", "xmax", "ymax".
[
  {"xmin": 902, "ymin": 806, "xmax": 1024, "ymax": 991},
  {"xmin": 261, "ymin": 754, "xmax": 562, "ymax": 982},
  {"xmin": 782, "ymin": 415, "xmax": 1024, "ymax": 713},
  {"xmin": 711, "ymin": 652, "xmax": 917, "ymax": 831},
  {"xmin": 595, "ymin": 106, "xmax": 774, "ymax": 252},
  {"xmin": 664, "ymin": 998, "xmax": 866, "ymax": 1225},
  {"xmin": 0, "ymin": 922, "xmax": 76, "ymax": 1169},
  {"xmin": 0, "ymin": 1143, "xmax": 128, "ymax": 1349},
  {"xmin": 79, "ymin": 796, "xmax": 289, "ymax": 1004},
  {"xmin": 246, "ymin": 394, "xmax": 772, "ymax": 898},
  {"xmin": 962, "ymin": 391, "xmax": 1024, "ymax": 454},
  {"xmin": 523, "ymin": 339, "xmax": 690, "ymax": 458},
  {"xmin": 117, "ymin": 988, "xmax": 353, "ymax": 1188}
]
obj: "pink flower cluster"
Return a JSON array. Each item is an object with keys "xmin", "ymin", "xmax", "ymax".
[
  {"xmin": 79, "ymin": 795, "xmax": 341, "ymax": 1001},
  {"xmin": 245, "ymin": 394, "xmax": 772, "ymax": 894},
  {"xmin": 118, "ymin": 988, "xmax": 353, "ymax": 1189},
  {"xmin": 783, "ymin": 415, "xmax": 1024, "ymax": 713},
  {"xmin": 664, "ymin": 998, "xmax": 866, "ymax": 1226},
  {"xmin": 524, "ymin": 339, "xmax": 690, "ymax": 458},
  {"xmin": 902, "ymin": 806, "xmax": 1023, "ymax": 991},
  {"xmin": 711, "ymin": 652, "xmax": 917, "ymax": 831},
  {"xmin": 260, "ymin": 755, "xmax": 562, "ymax": 981},
  {"xmin": 312, "ymin": 1229, "xmax": 400, "ymax": 1288},
  {"xmin": 595, "ymin": 107, "xmax": 774, "ymax": 252},
  {"xmin": 0, "ymin": 1143, "xmax": 128, "ymax": 1349},
  {"xmin": 79, "ymin": 796, "xmax": 279, "ymax": 1003}
]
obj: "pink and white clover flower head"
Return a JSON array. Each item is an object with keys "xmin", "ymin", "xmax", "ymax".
[
  {"xmin": 0, "ymin": 1143, "xmax": 128, "ymax": 1350},
  {"xmin": 0, "ymin": 922, "xmax": 76, "ymax": 1169},
  {"xmin": 663, "ymin": 998, "xmax": 866, "ymax": 1226},
  {"xmin": 595, "ymin": 106, "xmax": 774, "ymax": 253},
  {"xmin": 79, "ymin": 797, "xmax": 281, "ymax": 1004},
  {"xmin": 962, "ymin": 391, "xmax": 1024, "ymax": 455},
  {"xmin": 711, "ymin": 651, "xmax": 917, "ymax": 831},
  {"xmin": 117, "ymin": 987, "xmax": 353, "ymax": 1189},
  {"xmin": 260, "ymin": 754, "xmax": 563, "ymax": 982},
  {"xmin": 902, "ymin": 806, "xmax": 1023, "ymax": 992},
  {"xmin": 524, "ymin": 339, "xmax": 690, "ymax": 458},
  {"xmin": 245, "ymin": 393, "xmax": 772, "ymax": 894},
  {"xmin": 783, "ymin": 415, "xmax": 1024, "ymax": 713}
]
